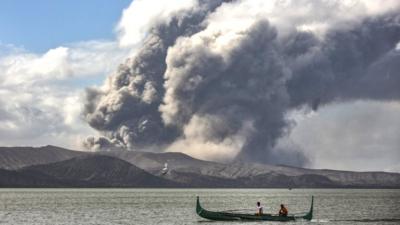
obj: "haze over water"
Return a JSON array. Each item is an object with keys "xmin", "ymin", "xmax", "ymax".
[{"xmin": 0, "ymin": 189, "xmax": 399, "ymax": 225}]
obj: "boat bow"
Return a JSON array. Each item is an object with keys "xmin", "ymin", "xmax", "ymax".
[{"xmin": 302, "ymin": 195, "xmax": 314, "ymax": 220}]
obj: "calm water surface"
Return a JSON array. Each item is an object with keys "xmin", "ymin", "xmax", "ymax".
[{"xmin": 0, "ymin": 189, "xmax": 399, "ymax": 225}]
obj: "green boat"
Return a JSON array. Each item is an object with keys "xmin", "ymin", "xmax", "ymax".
[{"xmin": 196, "ymin": 196, "xmax": 314, "ymax": 221}]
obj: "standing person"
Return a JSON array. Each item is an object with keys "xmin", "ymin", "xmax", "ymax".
[
  {"xmin": 256, "ymin": 202, "xmax": 263, "ymax": 215},
  {"xmin": 279, "ymin": 204, "xmax": 288, "ymax": 217}
]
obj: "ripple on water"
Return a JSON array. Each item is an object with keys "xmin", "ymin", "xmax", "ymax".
[{"xmin": 0, "ymin": 189, "xmax": 399, "ymax": 225}]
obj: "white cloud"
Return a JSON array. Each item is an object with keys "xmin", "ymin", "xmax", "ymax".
[
  {"xmin": 117, "ymin": 0, "xmax": 197, "ymax": 47},
  {"xmin": 1, "ymin": 41, "xmax": 128, "ymax": 87},
  {"xmin": 201, "ymin": 0, "xmax": 400, "ymax": 41},
  {"xmin": 0, "ymin": 41, "xmax": 130, "ymax": 150}
]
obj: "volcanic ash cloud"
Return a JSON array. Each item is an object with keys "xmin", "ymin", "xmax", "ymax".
[{"xmin": 83, "ymin": 0, "xmax": 400, "ymax": 166}]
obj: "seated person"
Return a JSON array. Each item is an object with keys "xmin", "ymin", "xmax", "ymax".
[
  {"xmin": 255, "ymin": 201, "xmax": 263, "ymax": 215},
  {"xmin": 279, "ymin": 204, "xmax": 288, "ymax": 217}
]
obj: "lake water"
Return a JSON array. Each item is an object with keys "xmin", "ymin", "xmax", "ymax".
[{"xmin": 0, "ymin": 189, "xmax": 399, "ymax": 225}]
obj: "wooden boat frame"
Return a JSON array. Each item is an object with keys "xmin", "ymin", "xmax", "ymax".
[{"xmin": 196, "ymin": 196, "xmax": 313, "ymax": 221}]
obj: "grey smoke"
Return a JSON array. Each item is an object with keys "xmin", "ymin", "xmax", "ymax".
[
  {"xmin": 84, "ymin": 0, "xmax": 228, "ymax": 150},
  {"xmin": 83, "ymin": 0, "xmax": 400, "ymax": 166},
  {"xmin": 285, "ymin": 14, "xmax": 400, "ymax": 107}
]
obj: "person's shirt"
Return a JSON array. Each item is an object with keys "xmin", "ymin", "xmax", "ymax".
[{"xmin": 257, "ymin": 206, "xmax": 263, "ymax": 214}]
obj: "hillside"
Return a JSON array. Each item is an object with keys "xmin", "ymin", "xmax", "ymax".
[
  {"xmin": 0, "ymin": 146, "xmax": 399, "ymax": 188},
  {"xmin": 102, "ymin": 150, "xmax": 400, "ymax": 188},
  {"xmin": 0, "ymin": 145, "xmax": 85, "ymax": 170},
  {"xmin": 21, "ymin": 155, "xmax": 178, "ymax": 187}
]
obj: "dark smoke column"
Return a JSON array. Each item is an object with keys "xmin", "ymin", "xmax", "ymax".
[
  {"xmin": 83, "ymin": 0, "xmax": 400, "ymax": 167},
  {"xmin": 83, "ymin": 0, "xmax": 227, "ymax": 151}
]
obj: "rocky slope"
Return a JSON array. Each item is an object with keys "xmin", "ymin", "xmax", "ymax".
[
  {"xmin": 0, "ymin": 146, "xmax": 399, "ymax": 188},
  {"xmin": 21, "ymin": 155, "xmax": 178, "ymax": 187},
  {"xmin": 102, "ymin": 150, "xmax": 400, "ymax": 188},
  {"xmin": 0, "ymin": 145, "xmax": 85, "ymax": 170}
]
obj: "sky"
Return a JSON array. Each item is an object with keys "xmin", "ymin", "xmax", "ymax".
[
  {"xmin": 0, "ymin": 0, "xmax": 131, "ymax": 52},
  {"xmin": 0, "ymin": 0, "xmax": 399, "ymax": 172},
  {"xmin": 0, "ymin": 0, "xmax": 133, "ymax": 150}
]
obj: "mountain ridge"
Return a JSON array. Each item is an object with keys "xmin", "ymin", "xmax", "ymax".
[{"xmin": 0, "ymin": 145, "xmax": 399, "ymax": 188}]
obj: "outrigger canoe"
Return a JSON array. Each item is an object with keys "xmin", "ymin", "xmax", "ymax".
[{"xmin": 196, "ymin": 196, "xmax": 313, "ymax": 221}]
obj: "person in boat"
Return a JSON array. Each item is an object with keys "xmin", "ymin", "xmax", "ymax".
[
  {"xmin": 279, "ymin": 204, "xmax": 288, "ymax": 217},
  {"xmin": 255, "ymin": 202, "xmax": 263, "ymax": 215}
]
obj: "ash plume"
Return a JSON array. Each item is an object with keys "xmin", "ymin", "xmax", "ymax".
[{"xmin": 83, "ymin": 0, "xmax": 400, "ymax": 166}]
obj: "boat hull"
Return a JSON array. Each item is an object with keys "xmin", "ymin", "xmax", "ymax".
[{"xmin": 196, "ymin": 196, "xmax": 313, "ymax": 222}]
